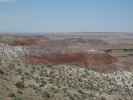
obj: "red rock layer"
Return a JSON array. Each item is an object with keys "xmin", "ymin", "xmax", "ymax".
[
  {"xmin": 26, "ymin": 52, "xmax": 117, "ymax": 68},
  {"xmin": 12, "ymin": 37, "xmax": 49, "ymax": 46}
]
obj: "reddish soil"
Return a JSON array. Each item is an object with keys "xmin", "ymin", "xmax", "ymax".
[
  {"xmin": 26, "ymin": 53, "xmax": 86, "ymax": 65},
  {"xmin": 12, "ymin": 37, "xmax": 49, "ymax": 46},
  {"xmin": 26, "ymin": 52, "xmax": 118, "ymax": 72}
]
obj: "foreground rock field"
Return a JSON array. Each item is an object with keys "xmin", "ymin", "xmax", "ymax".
[{"xmin": 0, "ymin": 56, "xmax": 133, "ymax": 100}]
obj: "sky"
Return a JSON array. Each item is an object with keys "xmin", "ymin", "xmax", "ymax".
[{"xmin": 0, "ymin": 0, "xmax": 133, "ymax": 32}]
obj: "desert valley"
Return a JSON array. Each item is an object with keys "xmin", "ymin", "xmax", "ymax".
[{"xmin": 0, "ymin": 32, "xmax": 133, "ymax": 100}]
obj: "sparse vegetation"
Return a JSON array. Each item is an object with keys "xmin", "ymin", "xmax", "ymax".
[
  {"xmin": 0, "ymin": 35, "xmax": 16, "ymax": 45},
  {"xmin": 0, "ymin": 34, "xmax": 133, "ymax": 100}
]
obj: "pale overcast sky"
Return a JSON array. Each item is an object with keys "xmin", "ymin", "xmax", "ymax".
[{"xmin": 0, "ymin": 0, "xmax": 133, "ymax": 33}]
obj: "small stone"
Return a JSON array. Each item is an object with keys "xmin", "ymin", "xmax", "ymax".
[
  {"xmin": 0, "ymin": 69, "xmax": 4, "ymax": 75},
  {"xmin": 15, "ymin": 81, "xmax": 25, "ymax": 89}
]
